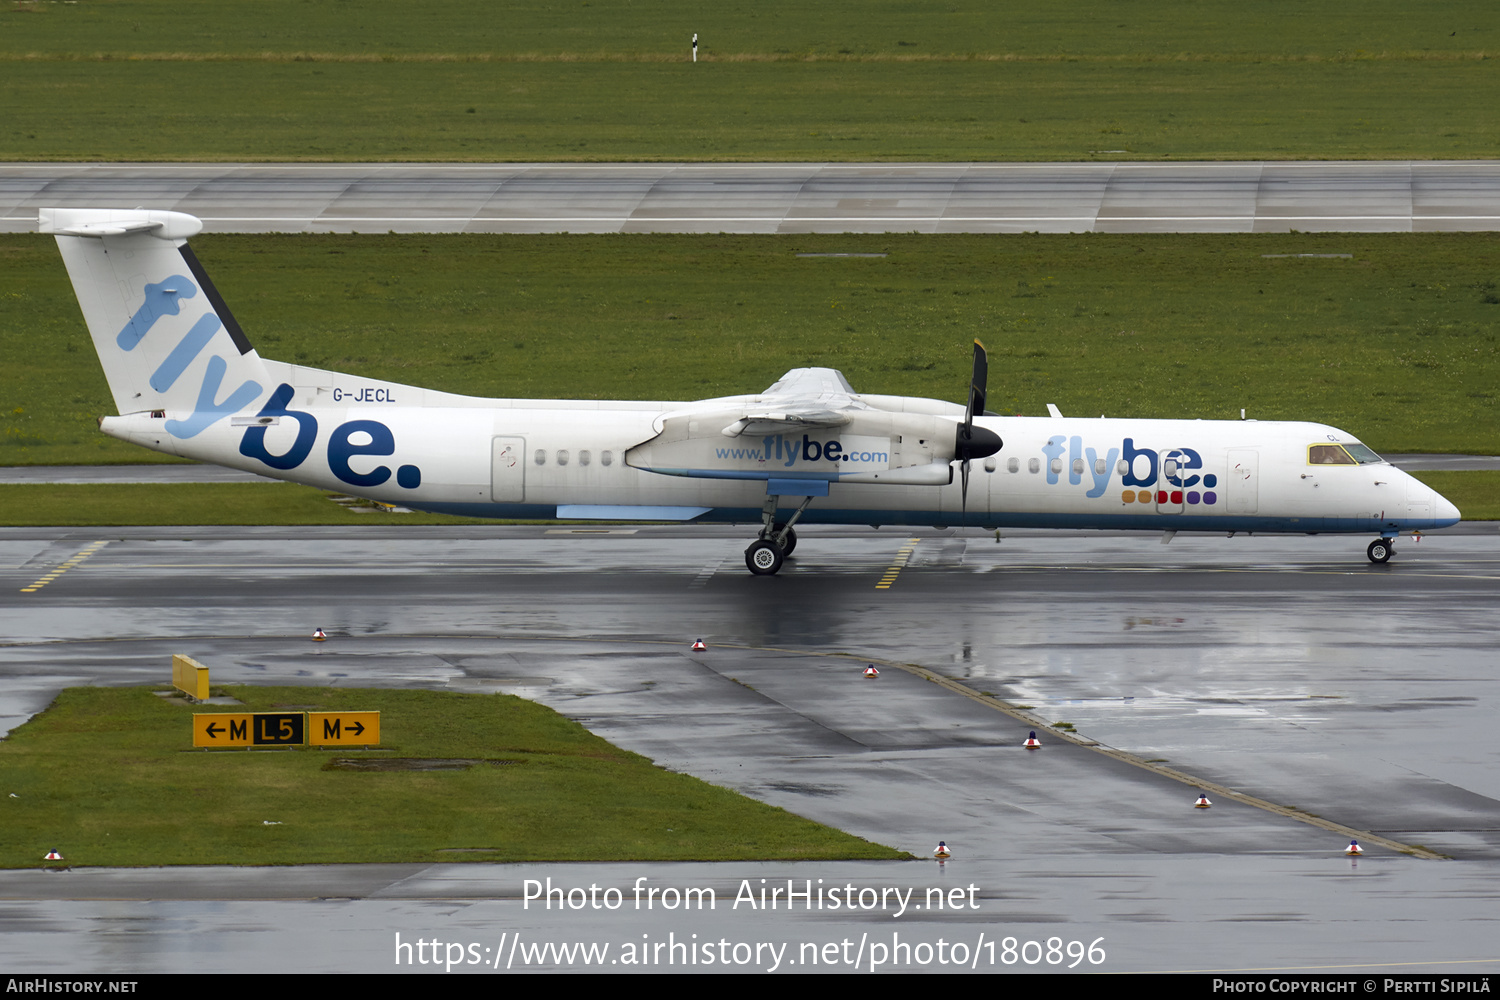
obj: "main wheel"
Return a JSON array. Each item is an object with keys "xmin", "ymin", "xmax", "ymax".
[
  {"xmin": 772, "ymin": 523, "xmax": 798, "ymax": 556},
  {"xmin": 745, "ymin": 540, "xmax": 785, "ymax": 576},
  {"xmin": 1367, "ymin": 539, "xmax": 1394, "ymax": 564}
]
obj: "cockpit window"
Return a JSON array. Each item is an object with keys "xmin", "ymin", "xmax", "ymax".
[
  {"xmin": 1343, "ymin": 442, "xmax": 1383, "ymax": 465},
  {"xmin": 1308, "ymin": 444, "xmax": 1357, "ymax": 465}
]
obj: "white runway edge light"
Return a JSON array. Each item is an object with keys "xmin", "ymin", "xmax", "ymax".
[
  {"xmin": 1024, "ymin": 731, "xmax": 1042, "ymax": 749},
  {"xmin": 44, "ymin": 850, "xmax": 62, "ymax": 860},
  {"xmin": 691, "ymin": 639, "xmax": 706, "ymax": 651},
  {"xmin": 1345, "ymin": 840, "xmax": 1364, "ymax": 856},
  {"xmin": 933, "ymin": 841, "xmax": 951, "ymax": 860},
  {"xmin": 312, "ymin": 628, "xmax": 327, "ymax": 642},
  {"xmin": 1195, "ymin": 793, "xmax": 1212, "ymax": 809},
  {"xmin": 863, "ymin": 665, "xmax": 879, "ymax": 678}
]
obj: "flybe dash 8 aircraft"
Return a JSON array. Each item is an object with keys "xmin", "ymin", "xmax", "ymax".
[{"xmin": 42, "ymin": 208, "xmax": 1461, "ymax": 575}]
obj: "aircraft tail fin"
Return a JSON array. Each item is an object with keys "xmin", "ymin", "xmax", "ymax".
[{"xmin": 41, "ymin": 208, "xmax": 271, "ymax": 439}]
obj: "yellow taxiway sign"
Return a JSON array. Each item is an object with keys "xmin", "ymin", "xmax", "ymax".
[{"xmin": 308, "ymin": 712, "xmax": 381, "ymax": 746}]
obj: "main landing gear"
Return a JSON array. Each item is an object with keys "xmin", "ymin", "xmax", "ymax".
[
  {"xmin": 744, "ymin": 496, "xmax": 811, "ymax": 576},
  {"xmin": 1367, "ymin": 538, "xmax": 1395, "ymax": 564}
]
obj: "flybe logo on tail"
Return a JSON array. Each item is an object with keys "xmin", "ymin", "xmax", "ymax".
[
  {"xmin": 116, "ymin": 274, "xmax": 421, "ymax": 489},
  {"xmin": 118, "ymin": 276, "xmax": 196, "ymax": 350},
  {"xmin": 116, "ymin": 274, "xmax": 263, "ymax": 439}
]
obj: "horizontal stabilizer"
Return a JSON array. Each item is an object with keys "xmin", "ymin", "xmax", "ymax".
[{"xmin": 39, "ymin": 208, "xmax": 204, "ymax": 241}]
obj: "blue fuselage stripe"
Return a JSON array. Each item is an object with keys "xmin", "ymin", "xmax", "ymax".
[{"xmin": 405, "ymin": 501, "xmax": 1455, "ymax": 533}]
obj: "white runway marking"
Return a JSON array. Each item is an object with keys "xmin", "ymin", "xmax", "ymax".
[{"xmin": 688, "ymin": 554, "xmax": 727, "ymax": 589}]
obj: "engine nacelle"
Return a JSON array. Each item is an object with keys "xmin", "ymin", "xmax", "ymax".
[{"xmin": 625, "ymin": 407, "xmax": 971, "ymax": 482}]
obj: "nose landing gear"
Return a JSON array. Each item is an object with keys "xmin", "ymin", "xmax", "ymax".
[
  {"xmin": 744, "ymin": 495, "xmax": 812, "ymax": 575},
  {"xmin": 1367, "ymin": 538, "xmax": 1395, "ymax": 564},
  {"xmin": 745, "ymin": 539, "xmax": 784, "ymax": 575}
]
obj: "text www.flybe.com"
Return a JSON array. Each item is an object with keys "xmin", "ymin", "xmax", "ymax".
[{"xmin": 715, "ymin": 434, "xmax": 888, "ymax": 468}]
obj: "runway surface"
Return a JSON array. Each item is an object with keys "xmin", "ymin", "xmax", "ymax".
[
  {"xmin": 1, "ymin": 523, "xmax": 1498, "ymax": 973},
  {"xmin": 7, "ymin": 161, "xmax": 1500, "ymax": 234}
]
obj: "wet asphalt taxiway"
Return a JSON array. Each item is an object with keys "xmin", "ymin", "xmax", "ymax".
[{"xmin": 1, "ymin": 523, "xmax": 1498, "ymax": 973}]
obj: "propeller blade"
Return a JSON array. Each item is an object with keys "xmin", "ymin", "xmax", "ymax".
[
  {"xmin": 955, "ymin": 339, "xmax": 1002, "ymax": 463},
  {"xmin": 966, "ymin": 338, "xmax": 988, "ymax": 430}
]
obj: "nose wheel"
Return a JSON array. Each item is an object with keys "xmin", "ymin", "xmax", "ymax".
[
  {"xmin": 1367, "ymin": 538, "xmax": 1394, "ymax": 564},
  {"xmin": 745, "ymin": 495, "xmax": 813, "ymax": 576},
  {"xmin": 745, "ymin": 539, "xmax": 785, "ymax": 576}
]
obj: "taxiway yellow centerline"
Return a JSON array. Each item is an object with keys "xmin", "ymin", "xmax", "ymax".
[
  {"xmin": 18, "ymin": 540, "xmax": 109, "ymax": 593},
  {"xmin": 875, "ymin": 538, "xmax": 921, "ymax": 590}
]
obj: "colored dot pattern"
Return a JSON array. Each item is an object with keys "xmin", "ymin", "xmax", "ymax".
[{"xmin": 1121, "ymin": 487, "xmax": 1218, "ymax": 506}]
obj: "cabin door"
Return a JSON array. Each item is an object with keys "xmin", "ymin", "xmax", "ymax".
[
  {"xmin": 1225, "ymin": 449, "xmax": 1258, "ymax": 515},
  {"xmin": 491, "ymin": 436, "xmax": 526, "ymax": 503}
]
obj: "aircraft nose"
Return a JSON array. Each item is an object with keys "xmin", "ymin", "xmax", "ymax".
[{"xmin": 1434, "ymin": 491, "xmax": 1461, "ymax": 527}]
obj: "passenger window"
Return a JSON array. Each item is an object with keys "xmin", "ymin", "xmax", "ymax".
[
  {"xmin": 601, "ymin": 450, "xmax": 613, "ymax": 467},
  {"xmin": 1007, "ymin": 457, "xmax": 1019, "ymax": 473},
  {"xmin": 1028, "ymin": 458, "xmax": 1040, "ymax": 474},
  {"xmin": 533, "ymin": 449, "xmax": 546, "ymax": 466},
  {"xmin": 556, "ymin": 449, "xmax": 569, "ymax": 466},
  {"xmin": 578, "ymin": 450, "xmax": 591, "ymax": 466}
]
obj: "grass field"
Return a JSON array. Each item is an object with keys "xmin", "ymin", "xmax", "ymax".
[
  {"xmin": 2, "ymin": 1, "xmax": 1496, "ymax": 161},
  {"xmin": 0, "ymin": 685, "xmax": 904, "ymax": 867},
  {"xmin": 7, "ymin": 1, "xmax": 1490, "ymax": 59},
  {"xmin": 1409, "ymin": 472, "xmax": 1500, "ymax": 521},
  {"xmin": 6, "ymin": 231, "xmax": 1499, "ymax": 465}
]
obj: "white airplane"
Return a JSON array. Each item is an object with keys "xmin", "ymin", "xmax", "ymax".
[{"xmin": 43, "ymin": 207, "xmax": 1461, "ymax": 575}]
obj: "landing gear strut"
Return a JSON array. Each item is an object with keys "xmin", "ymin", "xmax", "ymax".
[
  {"xmin": 1367, "ymin": 538, "xmax": 1395, "ymax": 564},
  {"xmin": 744, "ymin": 494, "xmax": 813, "ymax": 575},
  {"xmin": 772, "ymin": 522, "xmax": 798, "ymax": 556}
]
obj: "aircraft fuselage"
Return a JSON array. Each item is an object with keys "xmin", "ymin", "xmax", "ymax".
[{"xmin": 101, "ymin": 366, "xmax": 1457, "ymax": 536}]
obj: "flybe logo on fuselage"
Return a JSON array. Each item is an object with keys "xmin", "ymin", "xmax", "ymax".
[
  {"xmin": 239, "ymin": 385, "xmax": 423, "ymax": 490},
  {"xmin": 714, "ymin": 434, "xmax": 889, "ymax": 469},
  {"xmin": 116, "ymin": 275, "xmax": 422, "ymax": 491},
  {"xmin": 1042, "ymin": 435, "xmax": 1220, "ymax": 505}
]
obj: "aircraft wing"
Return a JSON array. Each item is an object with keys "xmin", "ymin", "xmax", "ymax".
[
  {"xmin": 719, "ymin": 367, "xmax": 862, "ymax": 437},
  {"xmin": 628, "ymin": 357, "xmax": 981, "ymax": 485},
  {"xmin": 761, "ymin": 366, "xmax": 856, "ymax": 399}
]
